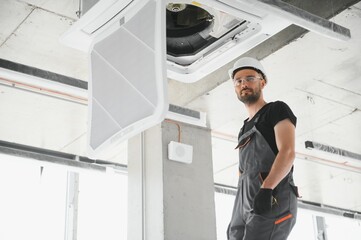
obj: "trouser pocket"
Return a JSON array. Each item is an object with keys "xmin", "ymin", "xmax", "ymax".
[
  {"xmin": 244, "ymin": 211, "xmax": 296, "ymax": 240},
  {"xmin": 289, "ymin": 183, "xmax": 300, "ymax": 198},
  {"xmin": 270, "ymin": 211, "xmax": 296, "ymax": 239}
]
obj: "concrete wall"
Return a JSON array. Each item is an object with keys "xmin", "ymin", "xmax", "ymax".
[{"xmin": 128, "ymin": 121, "xmax": 217, "ymax": 240}]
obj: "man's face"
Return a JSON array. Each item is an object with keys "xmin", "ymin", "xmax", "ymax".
[{"xmin": 233, "ymin": 69, "xmax": 265, "ymax": 104}]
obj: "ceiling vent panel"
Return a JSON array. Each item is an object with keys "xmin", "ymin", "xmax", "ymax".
[{"xmin": 79, "ymin": 0, "xmax": 167, "ymax": 158}]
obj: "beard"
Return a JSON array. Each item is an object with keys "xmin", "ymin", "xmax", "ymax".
[{"xmin": 237, "ymin": 86, "xmax": 261, "ymax": 104}]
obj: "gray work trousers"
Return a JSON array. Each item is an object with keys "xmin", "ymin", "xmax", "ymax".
[{"xmin": 227, "ymin": 125, "xmax": 298, "ymax": 240}]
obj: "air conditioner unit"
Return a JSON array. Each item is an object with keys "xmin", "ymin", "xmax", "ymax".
[
  {"xmin": 60, "ymin": 0, "xmax": 350, "ymax": 158},
  {"xmin": 62, "ymin": 0, "xmax": 350, "ymax": 82},
  {"xmin": 164, "ymin": 0, "xmax": 351, "ymax": 82}
]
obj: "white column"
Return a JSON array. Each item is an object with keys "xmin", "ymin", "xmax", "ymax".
[{"xmin": 127, "ymin": 120, "xmax": 217, "ymax": 240}]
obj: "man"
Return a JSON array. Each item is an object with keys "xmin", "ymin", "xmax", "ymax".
[{"xmin": 227, "ymin": 57, "xmax": 299, "ymax": 240}]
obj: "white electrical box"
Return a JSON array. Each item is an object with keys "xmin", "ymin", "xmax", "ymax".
[{"xmin": 168, "ymin": 141, "xmax": 193, "ymax": 164}]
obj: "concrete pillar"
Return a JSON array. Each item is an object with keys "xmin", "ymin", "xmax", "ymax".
[{"xmin": 128, "ymin": 120, "xmax": 217, "ymax": 240}]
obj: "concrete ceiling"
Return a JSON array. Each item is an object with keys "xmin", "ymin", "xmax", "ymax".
[{"xmin": 1, "ymin": 0, "xmax": 361, "ymax": 213}]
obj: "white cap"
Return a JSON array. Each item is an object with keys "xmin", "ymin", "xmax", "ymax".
[{"xmin": 228, "ymin": 57, "xmax": 267, "ymax": 82}]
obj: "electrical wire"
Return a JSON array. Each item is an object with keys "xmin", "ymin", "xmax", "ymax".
[
  {"xmin": 164, "ymin": 119, "xmax": 181, "ymax": 142},
  {"xmin": 0, "ymin": 76, "xmax": 88, "ymax": 104}
]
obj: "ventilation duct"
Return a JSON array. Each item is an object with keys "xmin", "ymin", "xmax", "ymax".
[
  {"xmin": 60, "ymin": 0, "xmax": 351, "ymax": 158},
  {"xmin": 305, "ymin": 141, "xmax": 361, "ymax": 163}
]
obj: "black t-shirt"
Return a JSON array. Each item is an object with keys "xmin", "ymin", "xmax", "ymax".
[{"xmin": 238, "ymin": 101, "xmax": 297, "ymax": 155}]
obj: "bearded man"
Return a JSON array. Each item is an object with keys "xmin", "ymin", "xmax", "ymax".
[{"xmin": 227, "ymin": 57, "xmax": 299, "ymax": 240}]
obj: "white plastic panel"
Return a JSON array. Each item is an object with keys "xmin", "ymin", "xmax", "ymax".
[{"xmin": 88, "ymin": 0, "xmax": 167, "ymax": 158}]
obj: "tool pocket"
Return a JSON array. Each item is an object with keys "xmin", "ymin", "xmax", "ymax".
[
  {"xmin": 258, "ymin": 172, "xmax": 269, "ymax": 183},
  {"xmin": 246, "ymin": 210, "xmax": 295, "ymax": 239},
  {"xmin": 274, "ymin": 212, "xmax": 293, "ymax": 225},
  {"xmin": 270, "ymin": 211, "xmax": 296, "ymax": 239},
  {"xmin": 235, "ymin": 132, "xmax": 255, "ymax": 149},
  {"xmin": 289, "ymin": 183, "xmax": 300, "ymax": 198}
]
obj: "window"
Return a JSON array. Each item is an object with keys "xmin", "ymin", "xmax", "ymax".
[
  {"xmin": 77, "ymin": 171, "xmax": 127, "ymax": 240},
  {"xmin": 0, "ymin": 156, "xmax": 67, "ymax": 240},
  {"xmin": 0, "ymin": 153, "xmax": 127, "ymax": 240}
]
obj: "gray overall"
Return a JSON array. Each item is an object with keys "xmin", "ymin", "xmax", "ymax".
[{"xmin": 227, "ymin": 114, "xmax": 298, "ymax": 240}]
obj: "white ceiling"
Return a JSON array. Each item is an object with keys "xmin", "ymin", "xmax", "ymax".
[{"xmin": 1, "ymin": 0, "xmax": 361, "ymax": 212}]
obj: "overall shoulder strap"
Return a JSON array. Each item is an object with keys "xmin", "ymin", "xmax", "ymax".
[
  {"xmin": 237, "ymin": 103, "xmax": 272, "ymax": 141},
  {"xmin": 254, "ymin": 102, "xmax": 271, "ymax": 124}
]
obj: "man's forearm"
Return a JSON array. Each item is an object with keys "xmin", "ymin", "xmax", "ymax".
[{"xmin": 261, "ymin": 149, "xmax": 295, "ymax": 189}]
